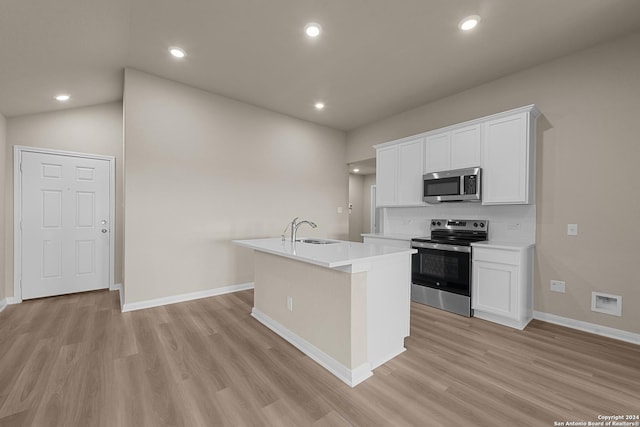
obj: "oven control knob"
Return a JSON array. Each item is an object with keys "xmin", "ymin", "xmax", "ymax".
[
  {"xmin": 436, "ymin": 221, "xmax": 441, "ymax": 226},
  {"xmin": 479, "ymin": 222, "xmax": 485, "ymax": 228},
  {"xmin": 432, "ymin": 221, "xmax": 436, "ymax": 226},
  {"xmin": 473, "ymin": 222, "xmax": 478, "ymax": 227}
]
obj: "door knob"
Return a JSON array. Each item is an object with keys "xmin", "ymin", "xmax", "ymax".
[{"xmin": 101, "ymin": 229, "xmax": 108, "ymax": 233}]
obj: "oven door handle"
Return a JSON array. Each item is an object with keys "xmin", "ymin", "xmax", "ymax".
[{"xmin": 411, "ymin": 242, "xmax": 471, "ymax": 253}]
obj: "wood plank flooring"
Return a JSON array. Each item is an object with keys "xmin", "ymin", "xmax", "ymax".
[{"xmin": 0, "ymin": 289, "xmax": 638, "ymax": 426}]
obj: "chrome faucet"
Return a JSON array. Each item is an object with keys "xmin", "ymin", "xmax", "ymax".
[{"xmin": 288, "ymin": 217, "xmax": 317, "ymax": 242}]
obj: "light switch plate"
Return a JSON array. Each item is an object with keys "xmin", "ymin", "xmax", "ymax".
[
  {"xmin": 550, "ymin": 280, "xmax": 566, "ymax": 293},
  {"xmin": 337, "ymin": 207, "xmax": 343, "ymax": 214},
  {"xmin": 567, "ymin": 224, "xmax": 578, "ymax": 236}
]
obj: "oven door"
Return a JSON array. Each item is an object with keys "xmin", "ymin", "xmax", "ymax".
[{"xmin": 411, "ymin": 245, "xmax": 471, "ymax": 296}]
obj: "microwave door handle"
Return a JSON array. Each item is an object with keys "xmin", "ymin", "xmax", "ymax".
[{"xmin": 460, "ymin": 175, "xmax": 465, "ymax": 194}]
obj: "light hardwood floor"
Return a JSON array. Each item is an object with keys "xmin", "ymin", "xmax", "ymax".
[{"xmin": 0, "ymin": 289, "xmax": 638, "ymax": 426}]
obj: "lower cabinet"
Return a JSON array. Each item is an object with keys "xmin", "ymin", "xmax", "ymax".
[{"xmin": 471, "ymin": 244, "xmax": 534, "ymax": 330}]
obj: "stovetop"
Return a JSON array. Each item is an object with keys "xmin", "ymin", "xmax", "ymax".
[
  {"xmin": 411, "ymin": 236, "xmax": 484, "ymax": 246},
  {"xmin": 412, "ymin": 219, "xmax": 489, "ymax": 246}
]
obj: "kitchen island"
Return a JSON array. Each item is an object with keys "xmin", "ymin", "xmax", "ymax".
[{"xmin": 232, "ymin": 237, "xmax": 416, "ymax": 387}]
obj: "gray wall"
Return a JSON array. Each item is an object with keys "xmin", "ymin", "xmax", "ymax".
[
  {"xmin": 123, "ymin": 69, "xmax": 348, "ymax": 304},
  {"xmin": 346, "ymin": 32, "xmax": 640, "ymax": 334}
]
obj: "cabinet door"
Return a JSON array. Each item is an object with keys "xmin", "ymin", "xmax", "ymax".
[
  {"xmin": 424, "ymin": 133, "xmax": 450, "ymax": 173},
  {"xmin": 472, "ymin": 260, "xmax": 519, "ymax": 320},
  {"xmin": 451, "ymin": 124, "xmax": 481, "ymax": 169},
  {"xmin": 376, "ymin": 146, "xmax": 397, "ymax": 207},
  {"xmin": 397, "ymin": 138, "xmax": 425, "ymax": 205},
  {"xmin": 482, "ymin": 112, "xmax": 529, "ymax": 204}
]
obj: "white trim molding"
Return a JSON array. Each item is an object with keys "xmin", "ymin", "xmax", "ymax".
[
  {"xmin": 534, "ymin": 311, "xmax": 640, "ymax": 346},
  {"xmin": 475, "ymin": 311, "xmax": 531, "ymax": 331},
  {"xmin": 13, "ymin": 146, "xmax": 116, "ymax": 303},
  {"xmin": 0, "ymin": 297, "xmax": 19, "ymax": 313},
  {"xmin": 110, "ymin": 283, "xmax": 124, "ymax": 311},
  {"xmin": 251, "ymin": 307, "xmax": 373, "ymax": 388},
  {"xmin": 121, "ymin": 283, "xmax": 254, "ymax": 312}
]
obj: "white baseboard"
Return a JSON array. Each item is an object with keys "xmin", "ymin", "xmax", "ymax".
[
  {"xmin": 0, "ymin": 297, "xmax": 20, "ymax": 313},
  {"xmin": 251, "ymin": 307, "xmax": 373, "ymax": 388},
  {"xmin": 474, "ymin": 311, "xmax": 532, "ymax": 331},
  {"xmin": 121, "ymin": 282, "xmax": 254, "ymax": 313},
  {"xmin": 533, "ymin": 311, "xmax": 640, "ymax": 346},
  {"xmin": 118, "ymin": 285, "xmax": 124, "ymax": 311},
  {"xmin": 109, "ymin": 283, "xmax": 124, "ymax": 311}
]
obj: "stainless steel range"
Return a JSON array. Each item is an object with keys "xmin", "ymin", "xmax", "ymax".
[{"xmin": 411, "ymin": 219, "xmax": 488, "ymax": 317}]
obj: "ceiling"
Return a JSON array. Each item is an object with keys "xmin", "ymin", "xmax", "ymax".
[{"xmin": 2, "ymin": 0, "xmax": 640, "ymax": 131}]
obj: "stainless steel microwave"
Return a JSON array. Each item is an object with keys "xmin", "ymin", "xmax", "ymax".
[{"xmin": 423, "ymin": 167, "xmax": 481, "ymax": 203}]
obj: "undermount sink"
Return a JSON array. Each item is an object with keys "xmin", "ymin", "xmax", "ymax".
[{"xmin": 296, "ymin": 238, "xmax": 338, "ymax": 245}]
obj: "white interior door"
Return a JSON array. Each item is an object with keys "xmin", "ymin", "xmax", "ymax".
[{"xmin": 20, "ymin": 151, "xmax": 111, "ymax": 299}]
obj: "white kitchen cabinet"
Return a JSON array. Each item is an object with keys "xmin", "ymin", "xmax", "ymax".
[
  {"xmin": 376, "ymin": 145, "xmax": 397, "ymax": 207},
  {"xmin": 376, "ymin": 137, "xmax": 425, "ymax": 207},
  {"xmin": 481, "ymin": 107, "xmax": 539, "ymax": 205},
  {"xmin": 471, "ymin": 243, "xmax": 534, "ymax": 330},
  {"xmin": 424, "ymin": 124, "xmax": 481, "ymax": 173},
  {"xmin": 451, "ymin": 124, "xmax": 481, "ymax": 169},
  {"xmin": 424, "ymin": 132, "xmax": 450, "ymax": 173},
  {"xmin": 397, "ymin": 138, "xmax": 424, "ymax": 204},
  {"xmin": 374, "ymin": 105, "xmax": 539, "ymax": 207}
]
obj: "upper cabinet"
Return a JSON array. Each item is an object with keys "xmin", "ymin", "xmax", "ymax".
[
  {"xmin": 376, "ymin": 137, "xmax": 425, "ymax": 207},
  {"xmin": 424, "ymin": 124, "xmax": 481, "ymax": 173},
  {"xmin": 424, "ymin": 132, "xmax": 450, "ymax": 173},
  {"xmin": 482, "ymin": 107, "xmax": 539, "ymax": 205},
  {"xmin": 374, "ymin": 104, "xmax": 539, "ymax": 207},
  {"xmin": 376, "ymin": 145, "xmax": 398, "ymax": 207}
]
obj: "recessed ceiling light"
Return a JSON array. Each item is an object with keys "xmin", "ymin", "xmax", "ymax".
[
  {"xmin": 169, "ymin": 47, "xmax": 186, "ymax": 58},
  {"xmin": 304, "ymin": 23, "xmax": 322, "ymax": 38},
  {"xmin": 55, "ymin": 94, "xmax": 70, "ymax": 102},
  {"xmin": 314, "ymin": 102, "xmax": 325, "ymax": 110},
  {"xmin": 459, "ymin": 15, "xmax": 481, "ymax": 31}
]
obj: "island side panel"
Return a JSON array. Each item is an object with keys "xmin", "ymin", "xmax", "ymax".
[
  {"xmin": 364, "ymin": 252, "xmax": 412, "ymax": 369},
  {"xmin": 253, "ymin": 251, "xmax": 367, "ymax": 370}
]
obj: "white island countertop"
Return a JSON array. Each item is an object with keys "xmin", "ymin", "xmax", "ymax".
[
  {"xmin": 360, "ymin": 233, "xmax": 416, "ymax": 241},
  {"xmin": 471, "ymin": 241, "xmax": 535, "ymax": 250},
  {"xmin": 233, "ymin": 237, "xmax": 416, "ymax": 269}
]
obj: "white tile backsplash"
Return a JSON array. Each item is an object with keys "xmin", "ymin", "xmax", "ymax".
[{"xmin": 383, "ymin": 204, "xmax": 535, "ymax": 243}]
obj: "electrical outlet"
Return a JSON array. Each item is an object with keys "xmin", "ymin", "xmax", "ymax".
[
  {"xmin": 550, "ymin": 280, "xmax": 566, "ymax": 293},
  {"xmin": 337, "ymin": 207, "xmax": 343, "ymax": 214},
  {"xmin": 567, "ymin": 224, "xmax": 578, "ymax": 236},
  {"xmin": 287, "ymin": 296, "xmax": 293, "ymax": 312},
  {"xmin": 507, "ymin": 223, "xmax": 521, "ymax": 231}
]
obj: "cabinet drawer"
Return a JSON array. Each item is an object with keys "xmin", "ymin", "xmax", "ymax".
[{"xmin": 473, "ymin": 247, "xmax": 519, "ymax": 265}]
